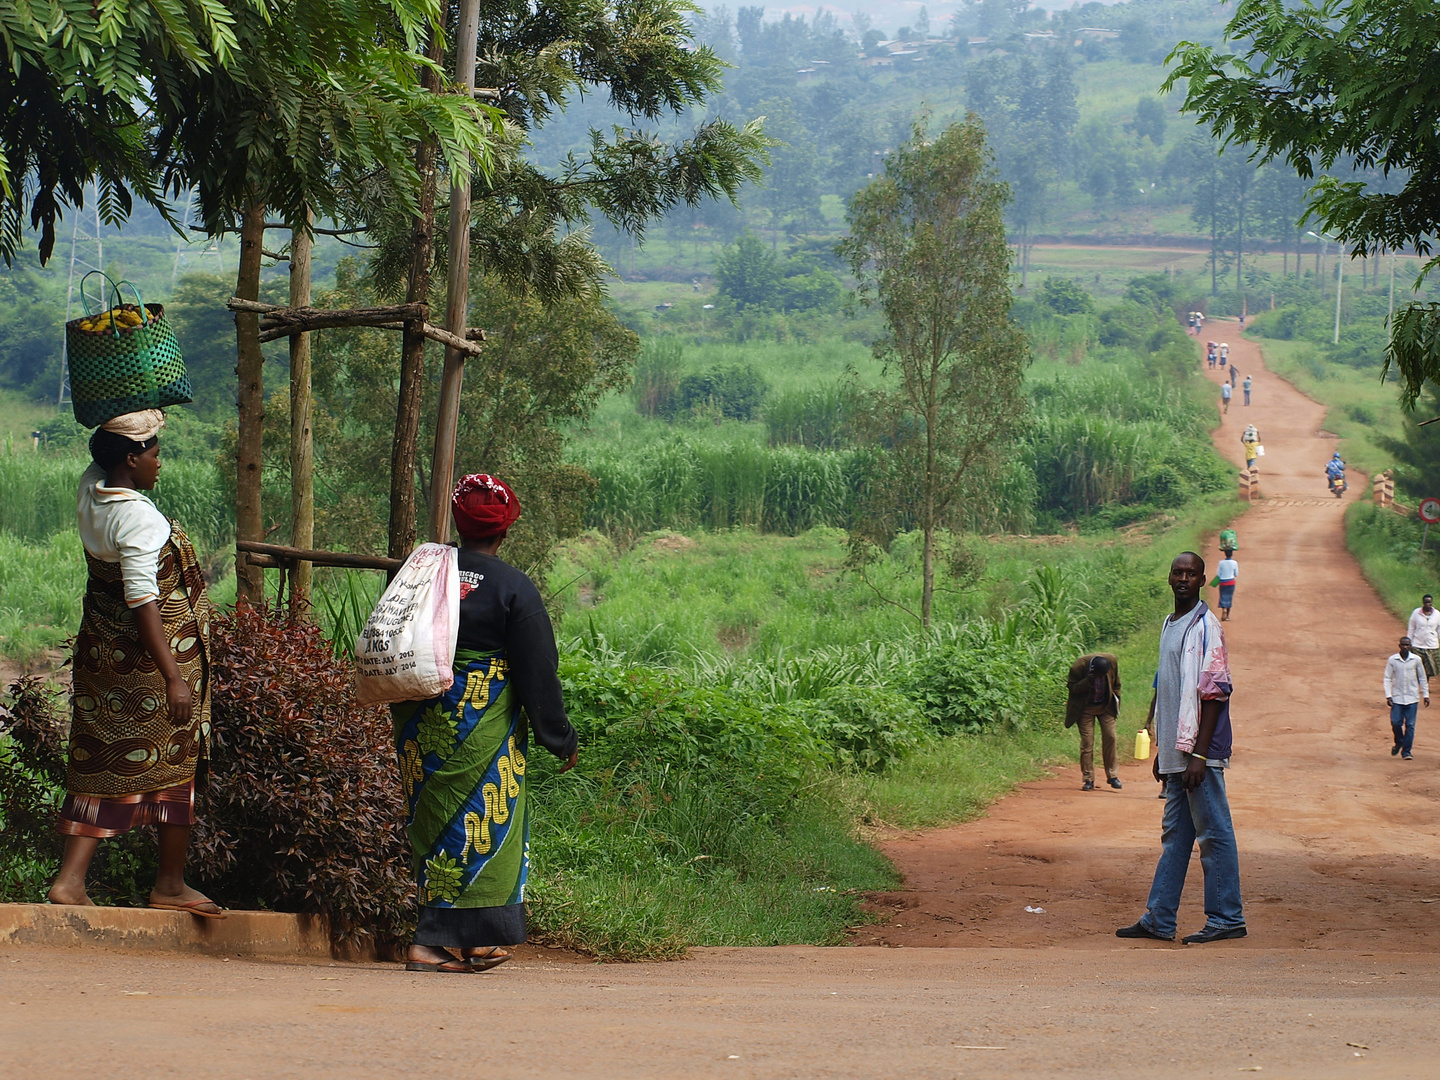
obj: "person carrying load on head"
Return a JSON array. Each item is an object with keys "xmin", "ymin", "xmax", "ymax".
[
  {"xmin": 1241, "ymin": 426, "xmax": 1260, "ymax": 472},
  {"xmin": 1219, "ymin": 343, "xmax": 1229, "ymax": 366},
  {"xmin": 1219, "ymin": 528, "xmax": 1238, "ymax": 558},
  {"xmin": 47, "ymin": 409, "xmax": 221, "ymax": 918},
  {"xmin": 392, "ymin": 474, "xmax": 579, "ymax": 974}
]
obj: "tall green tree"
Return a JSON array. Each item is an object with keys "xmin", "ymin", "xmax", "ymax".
[
  {"xmin": 0, "ymin": 0, "xmax": 249, "ymax": 263},
  {"xmin": 1165, "ymin": 0, "xmax": 1440, "ymax": 403},
  {"xmin": 839, "ymin": 117, "xmax": 1028, "ymax": 628},
  {"xmin": 149, "ymin": 0, "xmax": 496, "ymax": 599}
]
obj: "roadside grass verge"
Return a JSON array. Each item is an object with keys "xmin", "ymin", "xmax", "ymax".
[{"xmin": 1345, "ymin": 501, "xmax": 1440, "ymax": 623}]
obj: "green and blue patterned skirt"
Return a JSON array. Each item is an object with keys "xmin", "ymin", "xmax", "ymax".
[{"xmin": 392, "ymin": 649, "xmax": 529, "ymax": 946}]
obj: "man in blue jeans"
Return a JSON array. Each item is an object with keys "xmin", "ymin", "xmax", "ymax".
[
  {"xmin": 1384, "ymin": 635, "xmax": 1428, "ymax": 760},
  {"xmin": 1118, "ymin": 552, "xmax": 1246, "ymax": 944}
]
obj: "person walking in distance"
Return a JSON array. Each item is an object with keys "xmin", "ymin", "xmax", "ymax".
[
  {"xmin": 1229, "ymin": 365, "xmax": 1238, "ymax": 389},
  {"xmin": 1384, "ymin": 636, "xmax": 1429, "ymax": 760},
  {"xmin": 1406, "ymin": 594, "xmax": 1440, "ymax": 679},
  {"xmin": 1066, "ymin": 653, "xmax": 1123, "ymax": 791},
  {"xmin": 1214, "ymin": 551, "xmax": 1238, "ymax": 621},
  {"xmin": 1221, "ymin": 380, "xmax": 1232, "ymax": 414},
  {"xmin": 1219, "ymin": 342, "xmax": 1229, "ymax": 367},
  {"xmin": 1241, "ymin": 425, "xmax": 1260, "ymax": 473},
  {"xmin": 1243, "ymin": 374, "xmax": 1252, "ymax": 406},
  {"xmin": 1118, "ymin": 552, "xmax": 1245, "ymax": 944}
]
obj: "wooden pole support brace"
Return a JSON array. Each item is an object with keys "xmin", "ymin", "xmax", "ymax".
[
  {"xmin": 225, "ymin": 297, "xmax": 484, "ymax": 355},
  {"xmin": 236, "ymin": 539, "xmax": 403, "ymax": 573}
]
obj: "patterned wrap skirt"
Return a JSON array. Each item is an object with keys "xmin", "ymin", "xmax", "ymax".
[
  {"xmin": 392, "ymin": 650, "xmax": 529, "ymax": 947},
  {"xmin": 60, "ymin": 520, "xmax": 211, "ymax": 836}
]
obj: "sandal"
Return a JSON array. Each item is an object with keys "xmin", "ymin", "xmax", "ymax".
[
  {"xmin": 149, "ymin": 898, "xmax": 227, "ymax": 920},
  {"xmin": 463, "ymin": 947, "xmax": 512, "ymax": 971},
  {"xmin": 405, "ymin": 949, "xmax": 473, "ymax": 973}
]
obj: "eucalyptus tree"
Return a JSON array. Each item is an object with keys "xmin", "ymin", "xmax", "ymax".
[{"xmin": 839, "ymin": 118, "xmax": 1028, "ymax": 629}]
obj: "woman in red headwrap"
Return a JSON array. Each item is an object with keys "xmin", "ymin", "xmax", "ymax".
[{"xmin": 391, "ymin": 474, "xmax": 578, "ymax": 972}]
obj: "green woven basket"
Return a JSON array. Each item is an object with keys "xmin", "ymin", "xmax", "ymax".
[{"xmin": 66, "ymin": 274, "xmax": 193, "ymax": 428}]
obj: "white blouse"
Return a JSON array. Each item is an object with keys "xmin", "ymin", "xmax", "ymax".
[{"xmin": 76, "ymin": 462, "xmax": 172, "ymax": 607}]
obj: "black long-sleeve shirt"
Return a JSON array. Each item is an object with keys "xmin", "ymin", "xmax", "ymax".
[{"xmin": 455, "ymin": 550, "xmax": 576, "ymax": 759}]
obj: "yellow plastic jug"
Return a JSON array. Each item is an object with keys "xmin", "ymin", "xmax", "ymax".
[{"xmin": 1134, "ymin": 728, "xmax": 1151, "ymax": 761}]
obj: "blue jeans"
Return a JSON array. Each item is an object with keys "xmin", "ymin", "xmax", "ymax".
[
  {"xmin": 1391, "ymin": 701, "xmax": 1418, "ymax": 754},
  {"xmin": 1139, "ymin": 769, "xmax": 1245, "ymax": 938}
]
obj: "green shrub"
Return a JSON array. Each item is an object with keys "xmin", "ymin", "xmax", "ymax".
[
  {"xmin": 790, "ymin": 685, "xmax": 931, "ymax": 773},
  {"xmin": 1039, "ymin": 276, "xmax": 1095, "ymax": 315},
  {"xmin": 1098, "ymin": 301, "xmax": 1159, "ymax": 348},
  {"xmin": 677, "ymin": 363, "xmax": 769, "ymax": 421},
  {"xmin": 905, "ymin": 641, "xmax": 1036, "ymax": 733}
]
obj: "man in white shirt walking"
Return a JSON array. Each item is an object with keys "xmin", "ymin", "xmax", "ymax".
[
  {"xmin": 1384, "ymin": 636, "xmax": 1429, "ymax": 760},
  {"xmin": 1405, "ymin": 595, "xmax": 1440, "ymax": 677}
]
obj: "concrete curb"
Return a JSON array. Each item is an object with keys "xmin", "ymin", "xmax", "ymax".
[{"xmin": 0, "ymin": 903, "xmax": 375, "ymax": 961}]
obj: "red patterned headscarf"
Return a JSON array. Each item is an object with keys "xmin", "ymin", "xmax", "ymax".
[{"xmin": 451, "ymin": 473, "xmax": 521, "ymax": 540}]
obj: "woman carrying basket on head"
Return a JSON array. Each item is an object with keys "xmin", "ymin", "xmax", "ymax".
[
  {"xmin": 47, "ymin": 409, "xmax": 220, "ymax": 916},
  {"xmin": 393, "ymin": 474, "xmax": 578, "ymax": 973}
]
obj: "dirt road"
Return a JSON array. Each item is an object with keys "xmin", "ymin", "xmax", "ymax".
[
  {"xmin": 4, "ymin": 323, "xmax": 1438, "ymax": 1078},
  {"xmin": 853, "ymin": 321, "xmax": 1440, "ymax": 955}
]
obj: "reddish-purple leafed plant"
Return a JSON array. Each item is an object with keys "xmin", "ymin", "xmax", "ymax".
[{"xmin": 192, "ymin": 602, "xmax": 414, "ymax": 952}]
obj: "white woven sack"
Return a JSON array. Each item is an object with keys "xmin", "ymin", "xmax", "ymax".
[{"xmin": 354, "ymin": 543, "xmax": 460, "ymax": 705}]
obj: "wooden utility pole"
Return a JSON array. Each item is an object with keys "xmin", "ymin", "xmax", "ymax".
[
  {"xmin": 235, "ymin": 202, "xmax": 267, "ymax": 604},
  {"xmin": 390, "ymin": 30, "xmax": 444, "ymax": 561},
  {"xmin": 427, "ymin": 0, "xmax": 481, "ymax": 544},
  {"xmin": 289, "ymin": 213, "xmax": 315, "ymax": 609}
]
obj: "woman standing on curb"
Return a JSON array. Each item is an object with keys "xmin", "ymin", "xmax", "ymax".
[
  {"xmin": 47, "ymin": 409, "xmax": 220, "ymax": 917},
  {"xmin": 393, "ymin": 474, "xmax": 578, "ymax": 973}
]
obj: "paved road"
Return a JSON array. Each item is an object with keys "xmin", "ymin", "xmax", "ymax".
[{"xmin": 4, "ymin": 322, "xmax": 1438, "ymax": 1078}]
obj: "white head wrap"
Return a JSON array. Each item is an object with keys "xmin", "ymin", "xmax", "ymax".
[{"xmin": 100, "ymin": 409, "xmax": 166, "ymax": 441}]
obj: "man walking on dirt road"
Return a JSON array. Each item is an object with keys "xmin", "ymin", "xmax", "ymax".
[
  {"xmin": 1385, "ymin": 636, "xmax": 1428, "ymax": 761},
  {"xmin": 1221, "ymin": 381, "xmax": 1232, "ymax": 414},
  {"xmin": 1065, "ymin": 653, "xmax": 1122, "ymax": 791},
  {"xmin": 1118, "ymin": 552, "xmax": 1246, "ymax": 945},
  {"xmin": 1405, "ymin": 595, "xmax": 1440, "ymax": 677}
]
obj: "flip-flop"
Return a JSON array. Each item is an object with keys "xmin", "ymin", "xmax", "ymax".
[
  {"xmin": 463, "ymin": 948, "xmax": 512, "ymax": 972},
  {"xmin": 404, "ymin": 958, "xmax": 474, "ymax": 973},
  {"xmin": 149, "ymin": 899, "xmax": 228, "ymax": 920}
]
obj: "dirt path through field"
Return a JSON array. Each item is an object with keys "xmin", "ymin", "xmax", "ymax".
[
  {"xmin": 5, "ymin": 320, "xmax": 1439, "ymax": 1079},
  {"xmin": 852, "ymin": 319, "xmax": 1440, "ymax": 953}
]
